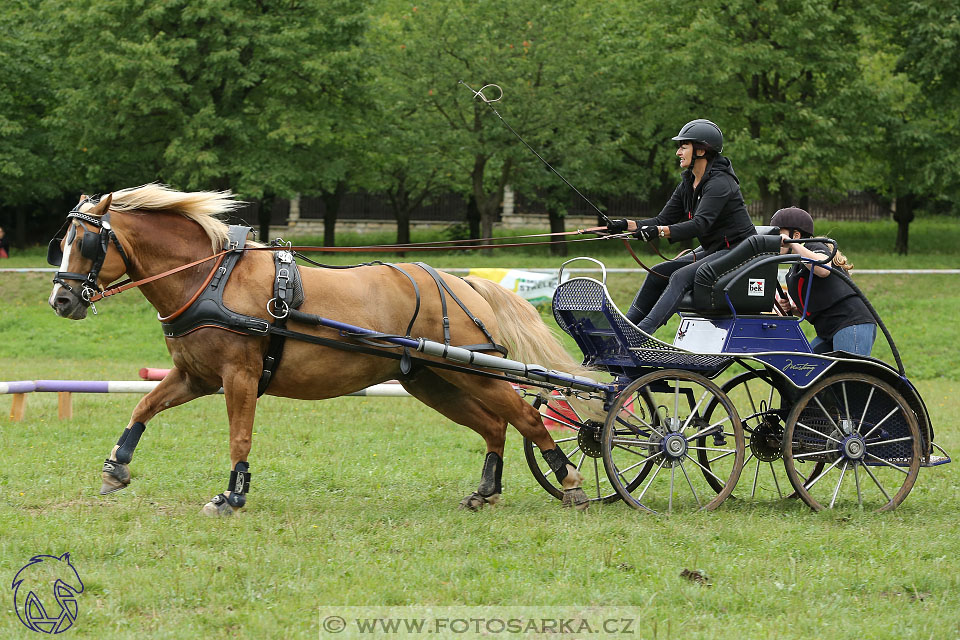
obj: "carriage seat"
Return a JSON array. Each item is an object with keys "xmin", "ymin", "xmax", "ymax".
[{"xmin": 677, "ymin": 232, "xmax": 783, "ymax": 314}]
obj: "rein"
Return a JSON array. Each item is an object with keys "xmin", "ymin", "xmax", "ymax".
[
  {"xmin": 619, "ymin": 238, "xmax": 671, "ymax": 280},
  {"xmin": 88, "ymin": 225, "xmax": 677, "ymax": 303}
]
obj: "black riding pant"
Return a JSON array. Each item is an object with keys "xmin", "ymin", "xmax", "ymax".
[{"xmin": 627, "ymin": 250, "xmax": 730, "ymax": 333}]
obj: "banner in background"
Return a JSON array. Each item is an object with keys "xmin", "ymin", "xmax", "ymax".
[{"xmin": 467, "ymin": 268, "xmax": 566, "ymax": 308}]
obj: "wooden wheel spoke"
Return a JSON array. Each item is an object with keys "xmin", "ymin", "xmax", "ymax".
[
  {"xmin": 706, "ymin": 449, "xmax": 738, "ymax": 465},
  {"xmin": 829, "ymin": 462, "xmax": 849, "ymax": 509},
  {"xmin": 796, "ymin": 420, "xmax": 843, "ymax": 444},
  {"xmin": 678, "ymin": 459, "xmax": 701, "ymax": 508},
  {"xmin": 635, "ymin": 459, "xmax": 666, "ymax": 503},
  {"xmin": 680, "ymin": 389, "xmax": 711, "ymax": 433},
  {"xmin": 803, "ymin": 457, "xmax": 845, "ymax": 491},
  {"xmin": 860, "ymin": 407, "xmax": 901, "ymax": 440},
  {"xmin": 769, "ymin": 462, "xmax": 783, "ymax": 498},
  {"xmin": 864, "ymin": 436, "xmax": 913, "ymax": 447},
  {"xmin": 864, "ymin": 452, "xmax": 911, "ymax": 475},
  {"xmin": 861, "ymin": 462, "xmax": 892, "ymax": 501},
  {"xmin": 684, "ymin": 452, "xmax": 729, "ymax": 486}
]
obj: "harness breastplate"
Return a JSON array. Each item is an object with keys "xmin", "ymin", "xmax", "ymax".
[{"xmin": 161, "ymin": 226, "xmax": 270, "ymax": 338}]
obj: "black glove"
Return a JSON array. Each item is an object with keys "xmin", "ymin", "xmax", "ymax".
[
  {"xmin": 635, "ymin": 225, "xmax": 658, "ymax": 242},
  {"xmin": 605, "ymin": 219, "xmax": 629, "ymax": 234}
]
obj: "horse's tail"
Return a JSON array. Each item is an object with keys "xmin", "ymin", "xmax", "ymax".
[
  {"xmin": 464, "ymin": 276, "xmax": 593, "ymax": 379},
  {"xmin": 464, "ymin": 276, "xmax": 604, "ymax": 420}
]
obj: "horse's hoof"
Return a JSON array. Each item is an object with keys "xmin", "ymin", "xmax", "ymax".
[
  {"xmin": 562, "ymin": 488, "xmax": 590, "ymax": 511},
  {"xmin": 100, "ymin": 459, "xmax": 130, "ymax": 495},
  {"xmin": 201, "ymin": 495, "xmax": 235, "ymax": 517},
  {"xmin": 458, "ymin": 492, "xmax": 489, "ymax": 511}
]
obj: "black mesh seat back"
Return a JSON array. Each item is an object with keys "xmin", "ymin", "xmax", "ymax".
[
  {"xmin": 555, "ymin": 278, "xmax": 664, "ymax": 350},
  {"xmin": 693, "ymin": 234, "xmax": 782, "ymax": 312},
  {"xmin": 553, "ymin": 277, "xmax": 732, "ymax": 375}
]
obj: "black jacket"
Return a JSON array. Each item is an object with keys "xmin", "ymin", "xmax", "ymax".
[
  {"xmin": 785, "ymin": 242, "xmax": 875, "ymax": 339},
  {"xmin": 639, "ymin": 156, "xmax": 755, "ymax": 254}
]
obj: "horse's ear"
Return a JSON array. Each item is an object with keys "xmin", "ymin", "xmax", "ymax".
[{"xmin": 90, "ymin": 193, "xmax": 113, "ymax": 216}]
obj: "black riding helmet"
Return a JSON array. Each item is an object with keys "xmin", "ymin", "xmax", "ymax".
[
  {"xmin": 771, "ymin": 207, "xmax": 815, "ymax": 237},
  {"xmin": 672, "ymin": 119, "xmax": 724, "ymax": 153}
]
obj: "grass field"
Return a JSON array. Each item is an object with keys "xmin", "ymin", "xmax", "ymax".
[{"xmin": 2, "ymin": 223, "xmax": 959, "ymax": 639}]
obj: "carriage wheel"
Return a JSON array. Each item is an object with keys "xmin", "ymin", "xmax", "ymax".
[
  {"xmin": 524, "ymin": 392, "xmax": 651, "ymax": 504},
  {"xmin": 601, "ymin": 370, "xmax": 744, "ymax": 513},
  {"xmin": 783, "ymin": 373, "xmax": 921, "ymax": 512},
  {"xmin": 701, "ymin": 371, "xmax": 823, "ymax": 500}
]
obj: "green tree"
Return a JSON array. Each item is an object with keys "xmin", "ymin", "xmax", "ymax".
[
  {"xmin": 47, "ymin": 0, "xmax": 368, "ymax": 227},
  {"xmin": 607, "ymin": 0, "xmax": 890, "ymax": 220},
  {"xmin": 371, "ymin": 0, "xmax": 611, "ymax": 245},
  {"xmin": 0, "ymin": 2, "xmax": 72, "ymax": 245},
  {"xmin": 883, "ymin": 1, "xmax": 960, "ymax": 252},
  {"xmin": 349, "ymin": 22, "xmax": 456, "ymax": 248}
]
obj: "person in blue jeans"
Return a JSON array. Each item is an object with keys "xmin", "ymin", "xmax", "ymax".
[
  {"xmin": 771, "ymin": 207, "xmax": 877, "ymax": 356},
  {"xmin": 606, "ymin": 119, "xmax": 756, "ymax": 335}
]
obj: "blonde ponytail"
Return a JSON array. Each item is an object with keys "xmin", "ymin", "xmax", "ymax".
[{"xmin": 833, "ymin": 250, "xmax": 853, "ymax": 272}]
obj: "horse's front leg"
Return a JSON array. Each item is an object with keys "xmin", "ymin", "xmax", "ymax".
[
  {"xmin": 201, "ymin": 372, "xmax": 258, "ymax": 517},
  {"xmin": 101, "ymin": 367, "xmax": 211, "ymax": 495}
]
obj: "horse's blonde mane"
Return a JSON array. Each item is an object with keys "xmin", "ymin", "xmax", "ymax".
[{"xmin": 107, "ymin": 184, "xmax": 245, "ymax": 252}]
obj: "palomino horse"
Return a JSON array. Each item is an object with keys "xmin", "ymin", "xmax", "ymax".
[{"xmin": 47, "ymin": 184, "xmax": 591, "ymax": 515}]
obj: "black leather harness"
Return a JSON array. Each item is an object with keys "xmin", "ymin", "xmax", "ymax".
[
  {"xmin": 161, "ymin": 227, "xmax": 272, "ymax": 339},
  {"xmin": 159, "ymin": 228, "xmax": 507, "ymax": 397},
  {"xmin": 160, "ymin": 227, "xmax": 306, "ymax": 396}
]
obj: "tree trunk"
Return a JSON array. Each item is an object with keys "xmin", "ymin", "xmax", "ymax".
[
  {"xmin": 893, "ymin": 194, "xmax": 914, "ymax": 255},
  {"xmin": 476, "ymin": 195, "xmax": 499, "ymax": 257},
  {"xmin": 394, "ymin": 205, "xmax": 411, "ymax": 259},
  {"xmin": 547, "ymin": 208, "xmax": 567, "ymax": 257},
  {"xmin": 479, "ymin": 199, "xmax": 496, "ymax": 243},
  {"xmin": 758, "ymin": 177, "xmax": 781, "ymax": 224},
  {"xmin": 15, "ymin": 206, "xmax": 27, "ymax": 249},
  {"xmin": 321, "ymin": 182, "xmax": 345, "ymax": 247},
  {"xmin": 471, "ymin": 155, "xmax": 498, "ymax": 244},
  {"xmin": 396, "ymin": 209, "xmax": 411, "ymax": 246},
  {"xmin": 466, "ymin": 195, "xmax": 480, "ymax": 240},
  {"xmin": 257, "ymin": 193, "xmax": 275, "ymax": 242}
]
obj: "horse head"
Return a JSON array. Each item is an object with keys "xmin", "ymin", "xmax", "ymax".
[{"xmin": 47, "ymin": 193, "xmax": 130, "ymax": 320}]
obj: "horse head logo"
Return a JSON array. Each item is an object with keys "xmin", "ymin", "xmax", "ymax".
[{"xmin": 11, "ymin": 552, "xmax": 84, "ymax": 634}]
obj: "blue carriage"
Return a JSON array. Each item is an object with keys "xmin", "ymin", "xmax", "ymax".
[{"xmin": 524, "ymin": 230, "xmax": 950, "ymax": 513}]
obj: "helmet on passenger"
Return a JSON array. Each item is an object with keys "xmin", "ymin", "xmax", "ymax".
[
  {"xmin": 672, "ymin": 119, "xmax": 723, "ymax": 154},
  {"xmin": 771, "ymin": 207, "xmax": 815, "ymax": 237}
]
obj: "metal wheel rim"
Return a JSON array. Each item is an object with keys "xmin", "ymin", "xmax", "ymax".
[
  {"xmin": 782, "ymin": 373, "xmax": 921, "ymax": 512},
  {"xmin": 703, "ymin": 371, "xmax": 822, "ymax": 500},
  {"xmin": 601, "ymin": 369, "xmax": 744, "ymax": 514}
]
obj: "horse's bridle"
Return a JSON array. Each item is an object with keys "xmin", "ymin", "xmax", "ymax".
[{"xmin": 47, "ymin": 196, "xmax": 132, "ymax": 307}]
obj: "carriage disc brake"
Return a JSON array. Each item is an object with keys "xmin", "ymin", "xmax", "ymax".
[
  {"xmin": 577, "ymin": 421, "xmax": 604, "ymax": 458},
  {"xmin": 749, "ymin": 419, "xmax": 784, "ymax": 462}
]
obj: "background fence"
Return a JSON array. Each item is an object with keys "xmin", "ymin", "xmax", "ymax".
[{"xmin": 233, "ymin": 189, "xmax": 890, "ymax": 229}]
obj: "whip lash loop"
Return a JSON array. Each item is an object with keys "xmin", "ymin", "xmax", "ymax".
[{"xmin": 459, "ymin": 80, "xmax": 671, "ymax": 279}]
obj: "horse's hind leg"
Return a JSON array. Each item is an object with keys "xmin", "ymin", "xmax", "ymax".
[
  {"xmin": 400, "ymin": 370, "xmax": 507, "ymax": 511},
  {"xmin": 401, "ymin": 369, "xmax": 588, "ymax": 510},
  {"xmin": 101, "ymin": 367, "xmax": 212, "ymax": 495},
  {"xmin": 441, "ymin": 371, "xmax": 589, "ymax": 510}
]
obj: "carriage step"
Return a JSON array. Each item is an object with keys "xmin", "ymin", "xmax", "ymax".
[
  {"xmin": 867, "ymin": 455, "xmax": 952, "ymax": 468},
  {"xmin": 922, "ymin": 455, "xmax": 951, "ymax": 467}
]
